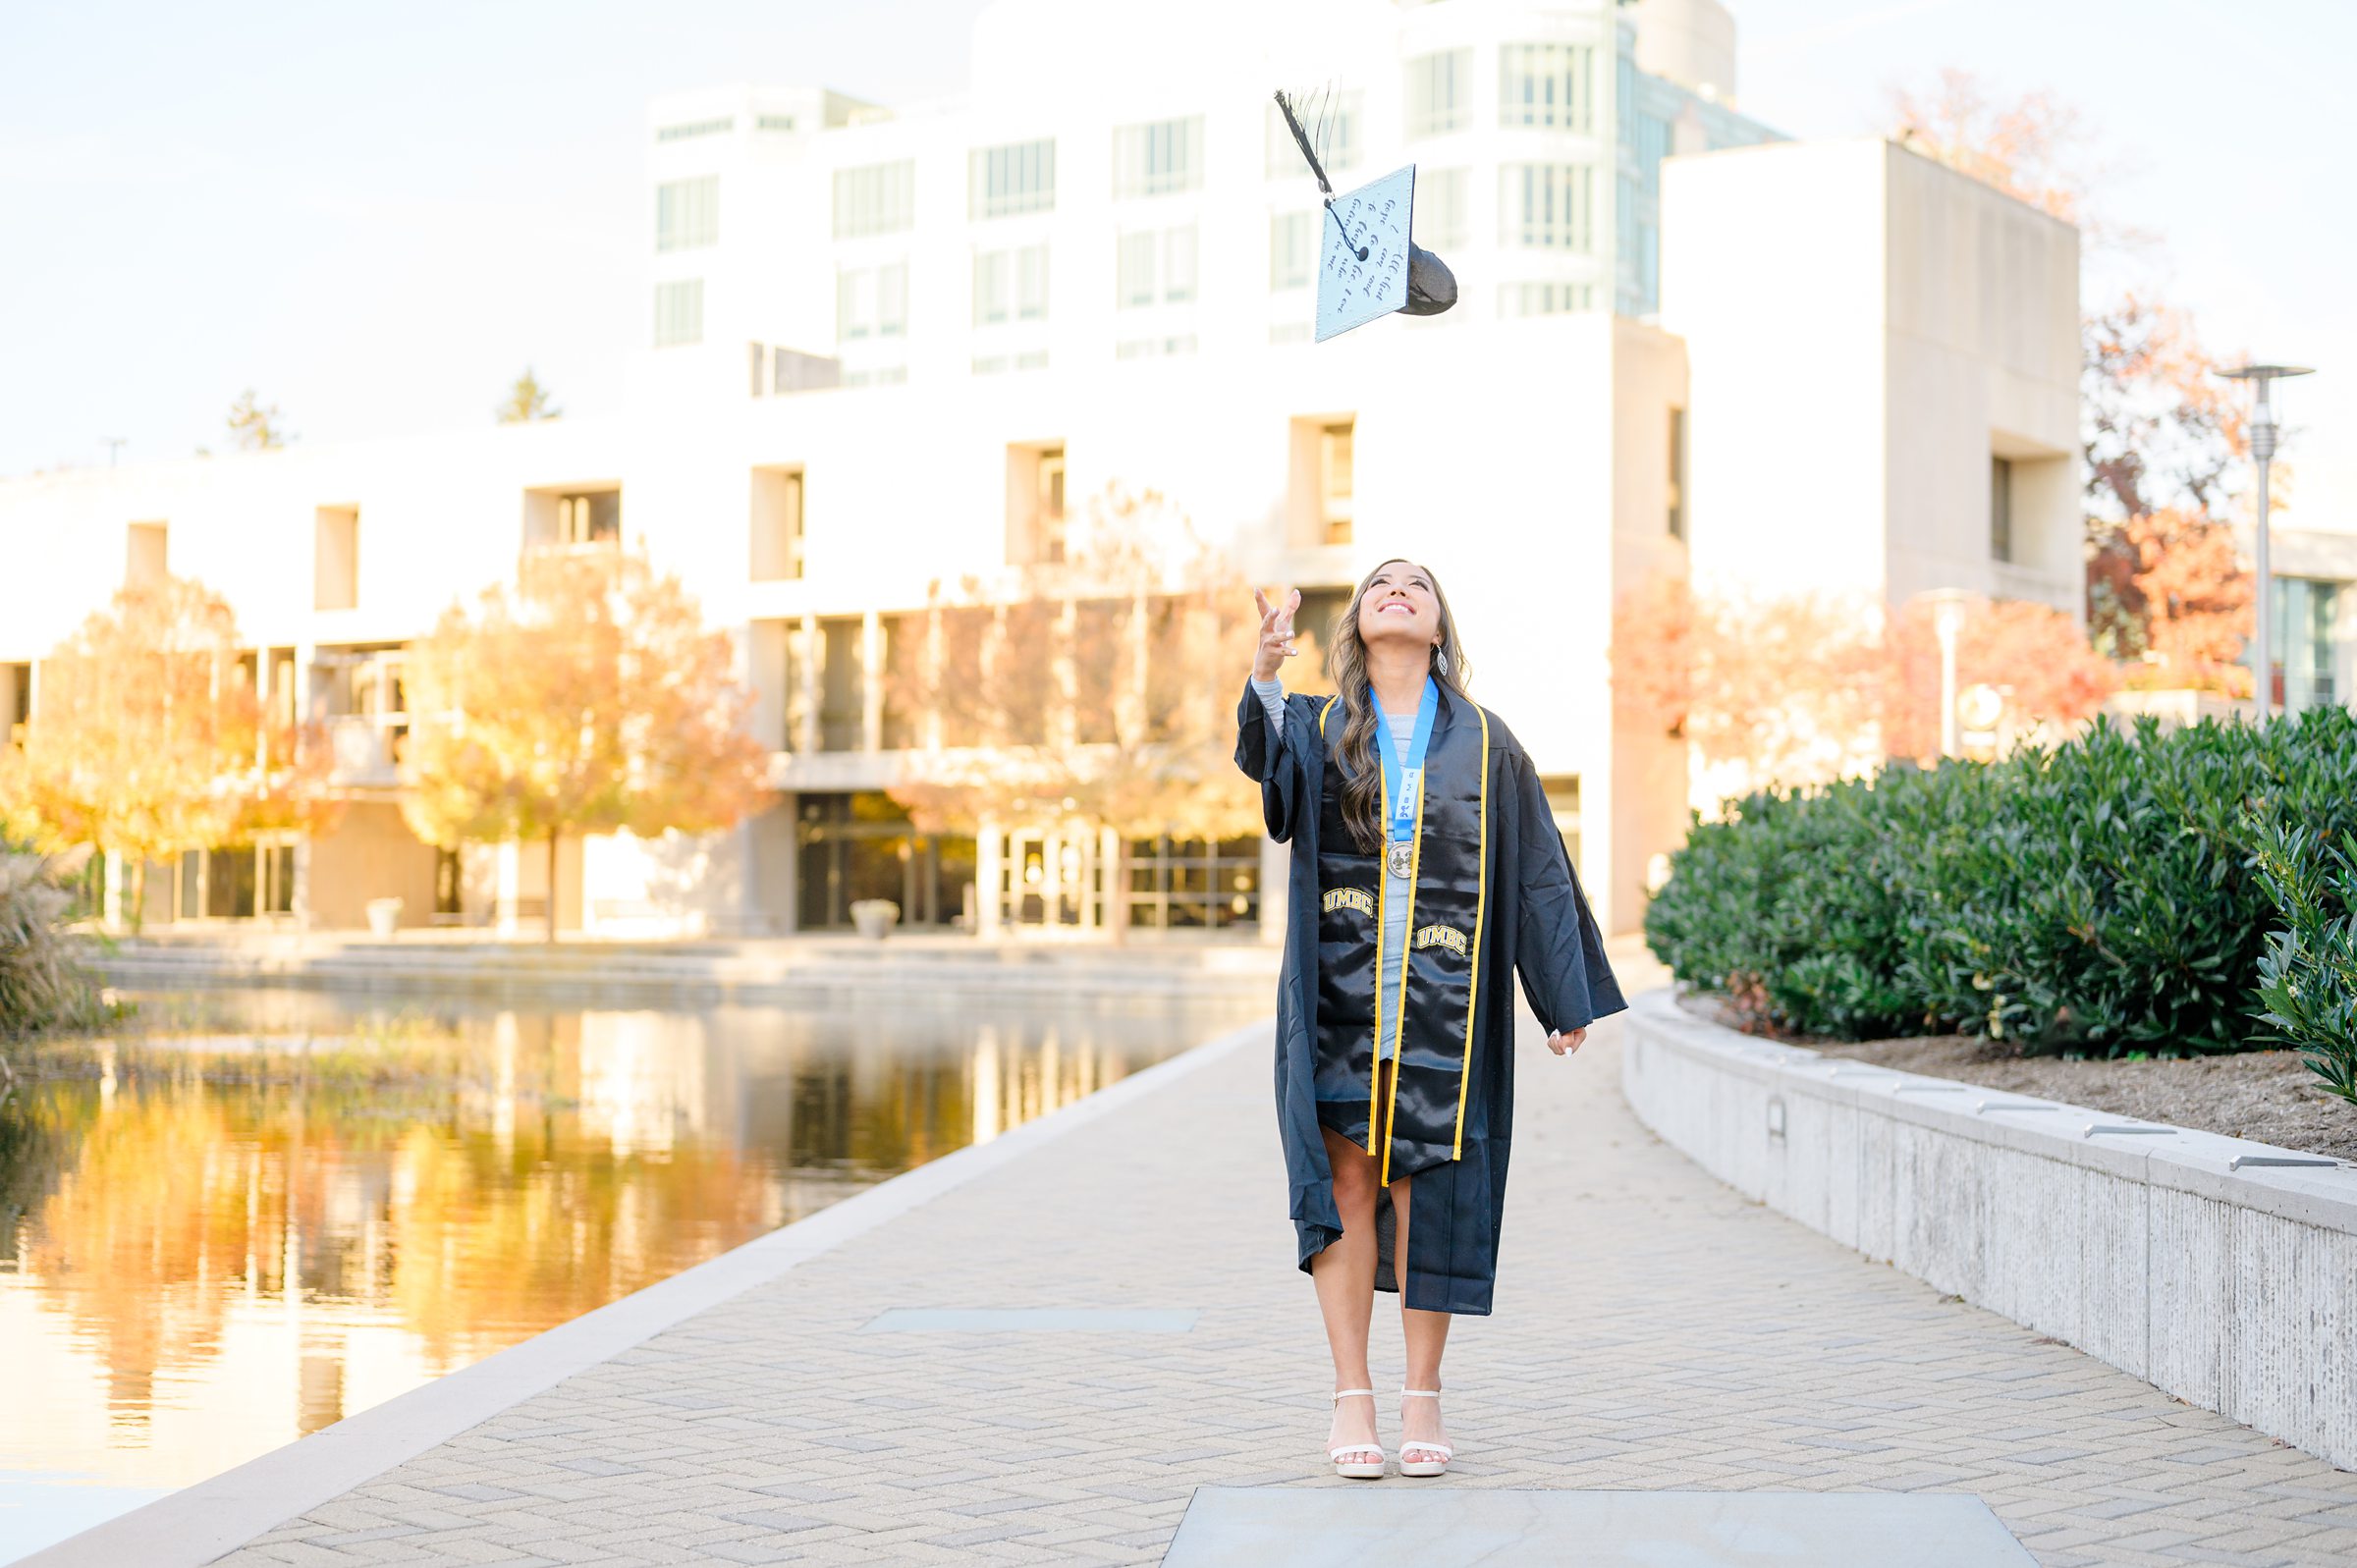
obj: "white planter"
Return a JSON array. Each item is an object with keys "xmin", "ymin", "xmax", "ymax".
[
  {"xmin": 1620, "ymin": 987, "xmax": 2357, "ymax": 1471},
  {"xmin": 849, "ymin": 899, "xmax": 900, "ymax": 941},
  {"xmin": 364, "ymin": 896, "xmax": 404, "ymax": 938}
]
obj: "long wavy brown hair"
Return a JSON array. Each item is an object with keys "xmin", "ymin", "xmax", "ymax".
[{"xmin": 1328, "ymin": 558, "xmax": 1473, "ymax": 855}]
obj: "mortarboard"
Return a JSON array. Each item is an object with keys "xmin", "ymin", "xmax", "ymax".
[{"xmin": 1273, "ymin": 88, "xmax": 1457, "ymax": 343}]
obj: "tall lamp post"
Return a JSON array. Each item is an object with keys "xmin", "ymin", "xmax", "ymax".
[
  {"xmin": 2217, "ymin": 363, "xmax": 2317, "ymax": 718},
  {"xmin": 1922, "ymin": 587, "xmax": 1974, "ymax": 758}
]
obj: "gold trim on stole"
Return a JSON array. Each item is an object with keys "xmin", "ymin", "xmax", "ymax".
[{"xmin": 1452, "ymin": 706, "xmax": 1490, "ymax": 1160}]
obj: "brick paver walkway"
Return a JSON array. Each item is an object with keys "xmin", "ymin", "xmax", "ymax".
[{"xmin": 214, "ymin": 962, "xmax": 2357, "ymax": 1567}]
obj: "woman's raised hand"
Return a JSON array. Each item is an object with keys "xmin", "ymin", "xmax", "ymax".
[{"xmin": 1252, "ymin": 586, "xmax": 1302, "ymax": 681}]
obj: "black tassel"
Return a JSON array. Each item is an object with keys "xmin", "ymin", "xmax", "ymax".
[{"xmin": 1272, "ymin": 89, "xmax": 1333, "ymax": 196}]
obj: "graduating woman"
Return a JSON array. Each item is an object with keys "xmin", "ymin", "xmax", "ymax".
[{"xmin": 1233, "ymin": 559, "xmax": 1625, "ymax": 1480}]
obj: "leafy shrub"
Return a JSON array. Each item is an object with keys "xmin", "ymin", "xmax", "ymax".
[
  {"xmin": 2252, "ymin": 822, "xmax": 2357, "ymax": 1104},
  {"xmin": 0, "ymin": 847, "xmax": 108, "ymax": 1042},
  {"xmin": 1647, "ymin": 707, "xmax": 2357, "ymax": 1058}
]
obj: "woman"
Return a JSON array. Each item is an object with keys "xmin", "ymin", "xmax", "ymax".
[{"xmin": 1233, "ymin": 559, "xmax": 1624, "ymax": 1480}]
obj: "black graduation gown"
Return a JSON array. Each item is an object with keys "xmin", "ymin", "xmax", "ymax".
[{"xmin": 1233, "ymin": 674, "xmax": 1626, "ymax": 1316}]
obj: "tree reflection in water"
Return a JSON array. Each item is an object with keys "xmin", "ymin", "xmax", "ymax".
[{"xmin": 0, "ymin": 988, "xmax": 1258, "ymax": 1504}]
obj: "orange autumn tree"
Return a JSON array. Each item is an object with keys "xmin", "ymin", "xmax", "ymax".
[
  {"xmin": 399, "ymin": 549, "xmax": 770, "ymax": 940},
  {"xmin": 1613, "ymin": 575, "xmax": 2115, "ymax": 784},
  {"xmin": 883, "ymin": 486, "xmax": 1264, "ymax": 935},
  {"xmin": 1609, "ymin": 573, "xmax": 1884, "ymax": 788},
  {"xmin": 0, "ymin": 575, "xmax": 337, "ymax": 929},
  {"xmin": 1879, "ymin": 594, "xmax": 2118, "ymax": 762},
  {"xmin": 2080, "ymin": 297, "xmax": 2256, "ymax": 691}
]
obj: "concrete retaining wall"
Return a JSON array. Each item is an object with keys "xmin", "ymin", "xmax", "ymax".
[{"xmin": 1620, "ymin": 988, "xmax": 2357, "ymax": 1471}]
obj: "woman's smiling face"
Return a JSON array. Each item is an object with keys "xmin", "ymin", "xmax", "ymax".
[{"xmin": 1358, "ymin": 560, "xmax": 1439, "ymax": 647}]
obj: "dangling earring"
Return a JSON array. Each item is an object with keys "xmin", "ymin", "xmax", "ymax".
[{"xmin": 1433, "ymin": 646, "xmax": 1449, "ymax": 674}]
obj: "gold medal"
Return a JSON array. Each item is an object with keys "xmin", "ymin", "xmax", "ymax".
[{"xmin": 1385, "ymin": 840, "xmax": 1413, "ymax": 880}]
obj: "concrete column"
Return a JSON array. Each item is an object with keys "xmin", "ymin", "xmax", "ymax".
[
  {"xmin": 495, "ymin": 840, "xmax": 521, "ymax": 939},
  {"xmin": 1100, "ymin": 824, "xmax": 1124, "ymax": 940},
  {"xmin": 975, "ymin": 815, "xmax": 1003, "ymax": 939},
  {"xmin": 1260, "ymin": 838, "xmax": 1289, "ymax": 946},
  {"xmin": 796, "ymin": 614, "xmax": 819, "ymax": 754},
  {"xmin": 861, "ymin": 608, "xmax": 884, "ymax": 752}
]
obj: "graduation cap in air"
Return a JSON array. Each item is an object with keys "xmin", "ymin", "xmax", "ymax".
[{"xmin": 1273, "ymin": 87, "xmax": 1457, "ymax": 343}]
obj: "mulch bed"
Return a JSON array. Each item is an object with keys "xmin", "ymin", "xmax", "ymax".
[{"xmin": 1673, "ymin": 991, "xmax": 2357, "ymax": 1163}]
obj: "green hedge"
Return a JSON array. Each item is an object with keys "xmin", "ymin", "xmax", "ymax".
[{"xmin": 1646, "ymin": 708, "xmax": 2357, "ymax": 1062}]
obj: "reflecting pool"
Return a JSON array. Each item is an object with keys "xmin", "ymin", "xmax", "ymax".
[{"xmin": 0, "ymin": 985, "xmax": 1264, "ymax": 1562}]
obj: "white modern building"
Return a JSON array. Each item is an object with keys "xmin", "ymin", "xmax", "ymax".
[{"xmin": 0, "ymin": 0, "xmax": 2090, "ymax": 943}]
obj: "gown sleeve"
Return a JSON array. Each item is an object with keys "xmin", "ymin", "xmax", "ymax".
[
  {"xmin": 1233, "ymin": 673, "xmax": 1303, "ymax": 843},
  {"xmin": 1509, "ymin": 749, "xmax": 1627, "ymax": 1035}
]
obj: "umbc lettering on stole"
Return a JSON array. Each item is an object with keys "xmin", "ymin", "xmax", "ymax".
[
  {"xmin": 1321, "ymin": 887, "xmax": 1375, "ymax": 917},
  {"xmin": 1412, "ymin": 922, "xmax": 1468, "ymax": 956}
]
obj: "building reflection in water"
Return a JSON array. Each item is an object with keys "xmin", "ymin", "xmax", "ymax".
[{"xmin": 0, "ymin": 987, "xmax": 1259, "ymax": 1533}]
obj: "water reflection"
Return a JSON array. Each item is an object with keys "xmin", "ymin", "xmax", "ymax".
[{"xmin": 0, "ymin": 987, "xmax": 1260, "ymax": 1560}]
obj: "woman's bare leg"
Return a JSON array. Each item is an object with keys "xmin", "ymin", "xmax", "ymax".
[
  {"xmin": 1390, "ymin": 1171, "xmax": 1453, "ymax": 1462},
  {"xmin": 1313, "ymin": 1120, "xmax": 1382, "ymax": 1464}
]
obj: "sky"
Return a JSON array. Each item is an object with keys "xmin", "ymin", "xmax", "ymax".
[{"xmin": 2, "ymin": 0, "xmax": 2347, "ymax": 525}]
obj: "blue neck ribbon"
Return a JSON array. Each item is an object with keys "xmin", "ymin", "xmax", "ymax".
[{"xmin": 1370, "ymin": 676, "xmax": 1440, "ymax": 844}]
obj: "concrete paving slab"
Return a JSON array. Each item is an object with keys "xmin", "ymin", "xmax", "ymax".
[
  {"xmin": 856, "ymin": 1308, "xmax": 1199, "ymax": 1332},
  {"xmin": 1163, "ymin": 1487, "xmax": 2038, "ymax": 1567}
]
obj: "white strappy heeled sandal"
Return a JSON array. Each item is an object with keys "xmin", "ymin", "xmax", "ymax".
[
  {"xmin": 1328, "ymin": 1387, "xmax": 1387, "ymax": 1479},
  {"xmin": 1397, "ymin": 1387, "xmax": 1453, "ymax": 1477}
]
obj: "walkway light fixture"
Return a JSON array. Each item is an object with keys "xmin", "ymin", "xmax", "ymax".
[
  {"xmin": 1922, "ymin": 588, "xmax": 1975, "ymax": 758},
  {"xmin": 2216, "ymin": 363, "xmax": 2317, "ymax": 719}
]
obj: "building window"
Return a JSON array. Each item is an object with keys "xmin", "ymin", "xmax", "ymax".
[
  {"xmin": 654, "ymin": 117, "xmax": 732, "ymax": 142},
  {"xmin": 973, "ymin": 243, "xmax": 1049, "ymax": 325},
  {"xmin": 1501, "ymin": 164, "xmax": 1594, "ymax": 249},
  {"xmin": 755, "ymin": 113, "xmax": 795, "ymax": 133},
  {"xmin": 1112, "ymin": 116, "xmax": 1203, "ymax": 197},
  {"xmin": 1270, "ymin": 211, "xmax": 1315, "ymax": 291},
  {"xmin": 1006, "ymin": 443, "xmax": 1067, "ymax": 565},
  {"xmin": 1320, "ymin": 421, "xmax": 1353, "ymax": 545},
  {"xmin": 1667, "ymin": 408, "xmax": 1687, "ymax": 541},
  {"xmin": 171, "ymin": 842, "xmax": 292, "ymax": 920},
  {"xmin": 653, "ymin": 279, "xmax": 703, "ymax": 347},
  {"xmin": 2, "ymin": 663, "xmax": 29, "ymax": 746},
  {"xmin": 818, "ymin": 616, "xmax": 864, "ymax": 752},
  {"xmin": 795, "ymin": 790, "xmax": 975, "ymax": 931},
  {"xmin": 1404, "ymin": 49, "xmax": 1473, "ymax": 137},
  {"xmin": 1125, "ymin": 835, "xmax": 1262, "ymax": 931},
  {"xmin": 1413, "ymin": 167, "xmax": 1469, "ymax": 250},
  {"xmin": 1990, "ymin": 456, "xmax": 2014, "ymax": 563},
  {"xmin": 556, "ymin": 491, "xmax": 621, "ymax": 546},
  {"xmin": 833, "ymin": 159, "xmax": 915, "ymax": 239},
  {"xmin": 1015, "ymin": 244, "xmax": 1048, "ymax": 320},
  {"xmin": 750, "ymin": 466, "xmax": 804, "ymax": 581},
  {"xmin": 1500, "ymin": 43, "xmax": 1597, "ymax": 133},
  {"xmin": 2274, "ymin": 577, "xmax": 2340, "ymax": 713},
  {"xmin": 1539, "ymin": 775, "xmax": 1582, "ymax": 870},
  {"xmin": 1037, "ymin": 448, "xmax": 1067, "ymax": 562},
  {"xmin": 654, "ymin": 175, "xmax": 719, "ymax": 252},
  {"xmin": 837, "ymin": 262, "xmax": 909, "ymax": 341},
  {"xmin": 1497, "ymin": 281, "xmax": 1594, "ymax": 316},
  {"xmin": 969, "ymin": 138, "xmax": 1056, "ymax": 218},
  {"xmin": 1114, "ymin": 335, "xmax": 1197, "ymax": 360},
  {"xmin": 1116, "ymin": 226, "xmax": 1196, "ymax": 307},
  {"xmin": 125, "ymin": 520, "xmax": 168, "ymax": 587},
  {"xmin": 315, "ymin": 506, "xmax": 359, "ymax": 610},
  {"xmin": 1266, "ymin": 91, "xmax": 1361, "ymax": 179}
]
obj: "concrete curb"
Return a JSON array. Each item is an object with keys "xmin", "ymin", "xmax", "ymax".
[
  {"xmin": 1620, "ymin": 988, "xmax": 2357, "ymax": 1473},
  {"xmin": 19, "ymin": 1015, "xmax": 1271, "ymax": 1568},
  {"xmin": 93, "ymin": 942, "xmax": 1280, "ymax": 1005}
]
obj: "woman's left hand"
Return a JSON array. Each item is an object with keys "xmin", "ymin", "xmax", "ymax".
[{"xmin": 1545, "ymin": 1027, "xmax": 1587, "ymax": 1056}]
